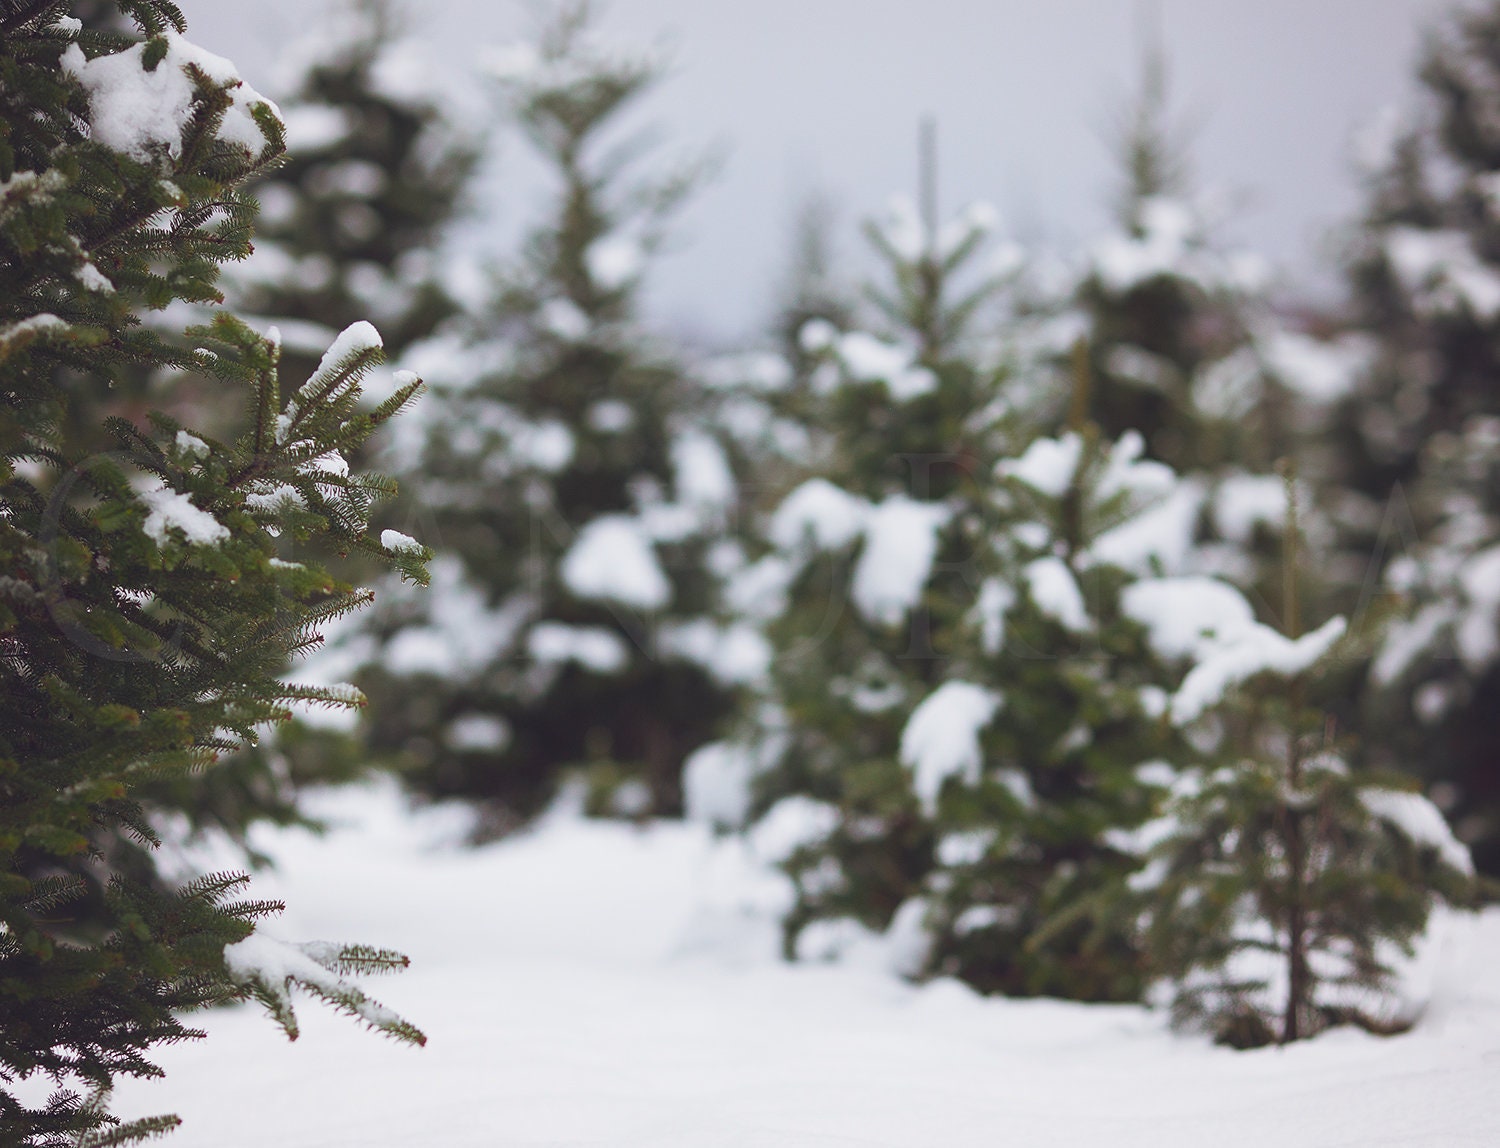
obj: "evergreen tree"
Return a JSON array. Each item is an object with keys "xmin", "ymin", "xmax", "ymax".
[
  {"xmin": 1, "ymin": 5, "xmax": 426, "ymax": 1141},
  {"xmin": 357, "ymin": 2, "xmax": 741, "ymax": 829},
  {"xmin": 1127, "ymin": 474, "xmax": 1475, "ymax": 1047},
  {"xmin": 719, "ymin": 138, "xmax": 1185, "ymax": 1001},
  {"xmin": 1333, "ymin": 1, "xmax": 1500, "ymax": 876}
]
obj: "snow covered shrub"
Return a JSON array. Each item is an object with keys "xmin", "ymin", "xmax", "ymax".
[
  {"xmin": 356, "ymin": 2, "xmax": 744, "ymax": 827},
  {"xmin": 727, "ymin": 163, "xmax": 1188, "ymax": 1001},
  {"xmin": 1, "ymin": 4, "xmax": 426, "ymax": 1141},
  {"xmin": 1125, "ymin": 477, "xmax": 1476, "ymax": 1046},
  {"xmin": 1330, "ymin": 1, "xmax": 1500, "ymax": 876}
]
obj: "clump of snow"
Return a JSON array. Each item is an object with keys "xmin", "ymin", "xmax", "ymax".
[
  {"xmin": 1170, "ymin": 615, "xmax": 1348, "ymax": 725},
  {"xmin": 63, "ymin": 30, "xmax": 280, "ymax": 166},
  {"xmin": 1213, "ymin": 474, "xmax": 1288, "ymax": 543},
  {"xmin": 1360, "ymin": 788, "xmax": 1475, "ymax": 876},
  {"xmin": 936, "ymin": 828, "xmax": 996, "ymax": 867},
  {"xmin": 1385, "ymin": 226, "xmax": 1500, "ymax": 319},
  {"xmin": 936, "ymin": 201, "xmax": 999, "ymax": 259},
  {"xmin": 222, "ymin": 933, "xmax": 409, "ymax": 1042},
  {"xmin": 527, "ymin": 622, "xmax": 628, "ymax": 674},
  {"xmin": 561, "ymin": 516, "xmax": 670, "ymax": 611},
  {"xmin": 244, "ymin": 482, "xmax": 304, "ymax": 512},
  {"xmin": 900, "ymin": 681, "xmax": 1002, "ymax": 813},
  {"xmin": 1092, "ymin": 197, "xmax": 1197, "ymax": 291},
  {"xmin": 1095, "ymin": 431, "xmax": 1175, "ymax": 504},
  {"xmin": 851, "ymin": 497, "xmax": 951, "ymax": 626},
  {"xmin": 139, "ymin": 486, "xmax": 228, "ymax": 546},
  {"xmin": 999, "ymin": 433, "xmax": 1082, "ymax": 498},
  {"xmin": 1122, "ymin": 577, "xmax": 1258, "ymax": 660},
  {"xmin": 831, "ymin": 331, "xmax": 936, "ymax": 400},
  {"xmin": 76, "ymin": 260, "xmax": 114, "ymax": 294},
  {"xmin": 380, "ymin": 529, "xmax": 423, "ymax": 555},
  {"xmin": 768, "ymin": 479, "xmax": 869, "ymax": 552},
  {"xmin": 445, "ymin": 713, "xmax": 511, "ymax": 752},
  {"xmin": 683, "ymin": 742, "xmax": 756, "ymax": 829},
  {"xmin": 511, "ymin": 420, "xmax": 575, "ymax": 473},
  {"xmin": 1087, "ymin": 482, "xmax": 1204, "ymax": 576},
  {"xmin": 175, "ymin": 430, "xmax": 209, "ymax": 458},
  {"xmin": 871, "ymin": 195, "xmax": 926, "ymax": 261},
  {"xmin": 1023, "ymin": 557, "xmax": 1089, "ymax": 633},
  {"xmin": 658, "ymin": 620, "xmax": 771, "ymax": 686},
  {"xmin": 587, "ymin": 399, "xmax": 634, "ymax": 433},
  {"xmin": 310, "ymin": 321, "xmax": 383, "ymax": 384},
  {"xmin": 973, "ymin": 578, "xmax": 1017, "ymax": 656},
  {"xmin": 585, "ymin": 235, "xmax": 644, "ymax": 290},
  {"xmin": 1261, "ymin": 331, "xmax": 1369, "ymax": 404},
  {"xmin": 724, "ymin": 555, "xmax": 795, "ymax": 622},
  {"xmin": 671, "ymin": 430, "xmax": 735, "ymax": 512},
  {"xmin": 537, "ymin": 298, "xmax": 591, "ymax": 341},
  {"xmin": 747, "ymin": 796, "xmax": 840, "ymax": 864}
]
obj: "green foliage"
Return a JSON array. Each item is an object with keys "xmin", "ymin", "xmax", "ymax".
[{"xmin": 1, "ymin": 4, "xmax": 426, "ymax": 1141}]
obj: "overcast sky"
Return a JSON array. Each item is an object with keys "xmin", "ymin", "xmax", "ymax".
[{"xmin": 185, "ymin": 0, "xmax": 1454, "ymax": 343}]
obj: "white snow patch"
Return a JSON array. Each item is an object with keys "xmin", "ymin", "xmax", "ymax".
[
  {"xmin": 974, "ymin": 578, "xmax": 1017, "ymax": 656},
  {"xmin": 999, "ymin": 433, "xmax": 1082, "ymax": 498},
  {"xmin": 1261, "ymin": 331, "xmax": 1368, "ymax": 404},
  {"xmin": 585, "ymin": 235, "xmax": 644, "ymax": 290},
  {"xmin": 527, "ymin": 622, "xmax": 628, "ymax": 674},
  {"xmin": 175, "ymin": 430, "xmax": 209, "ymax": 458},
  {"xmin": 1360, "ymin": 788, "xmax": 1474, "ymax": 876},
  {"xmin": 1214, "ymin": 474, "xmax": 1287, "ymax": 544},
  {"xmin": 63, "ymin": 30, "xmax": 278, "ymax": 165},
  {"xmin": 671, "ymin": 430, "xmax": 736, "ymax": 512},
  {"xmin": 380, "ymin": 530, "xmax": 422, "ymax": 555},
  {"xmin": 769, "ymin": 479, "xmax": 868, "ymax": 552},
  {"xmin": 748, "ymin": 796, "xmax": 840, "ymax": 864},
  {"xmin": 446, "ymin": 714, "xmax": 511, "ymax": 753},
  {"xmin": 1087, "ymin": 482, "xmax": 1204, "ymax": 576},
  {"xmin": 561, "ymin": 516, "xmax": 670, "ymax": 611},
  {"xmin": 852, "ymin": 496, "xmax": 951, "ymax": 626},
  {"xmin": 107, "ymin": 781, "xmax": 1500, "ymax": 1147},
  {"xmin": 1122, "ymin": 577, "xmax": 1258, "ymax": 661},
  {"xmin": 832, "ymin": 331, "xmax": 936, "ymax": 400},
  {"xmin": 139, "ymin": 487, "xmax": 228, "ymax": 547},
  {"xmin": 1023, "ymin": 557, "xmax": 1089, "ymax": 633},
  {"xmin": 1171, "ymin": 616, "xmax": 1348, "ymax": 725},
  {"xmin": 683, "ymin": 742, "xmax": 756, "ymax": 829},
  {"xmin": 900, "ymin": 681, "xmax": 1002, "ymax": 813}
]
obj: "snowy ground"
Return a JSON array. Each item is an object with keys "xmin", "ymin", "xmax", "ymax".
[{"xmin": 115, "ymin": 781, "xmax": 1500, "ymax": 1147}]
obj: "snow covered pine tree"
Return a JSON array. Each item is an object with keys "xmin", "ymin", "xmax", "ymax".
[
  {"xmin": 1124, "ymin": 472, "xmax": 1476, "ymax": 1047},
  {"xmin": 714, "ymin": 136, "xmax": 1187, "ymax": 1002},
  {"xmin": 1335, "ymin": 0, "xmax": 1500, "ymax": 876},
  {"xmin": 357, "ymin": 2, "xmax": 742, "ymax": 829},
  {"xmin": 2, "ymin": 5, "xmax": 426, "ymax": 1141}
]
